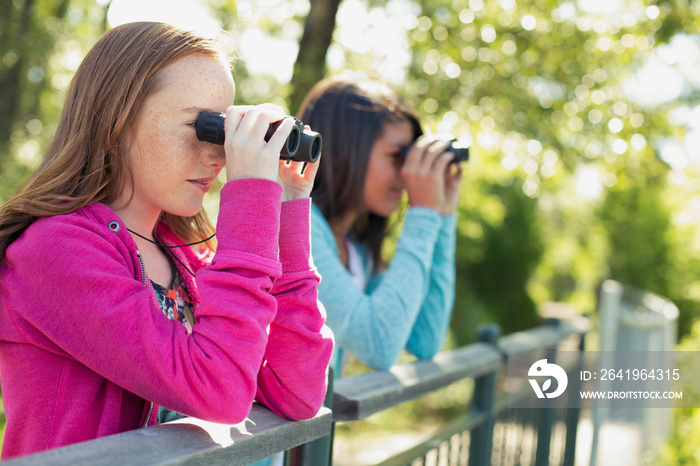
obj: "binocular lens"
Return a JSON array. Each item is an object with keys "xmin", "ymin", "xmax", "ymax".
[
  {"xmin": 195, "ymin": 111, "xmax": 321, "ymax": 163},
  {"xmin": 307, "ymin": 137, "xmax": 322, "ymax": 164},
  {"xmin": 287, "ymin": 127, "xmax": 300, "ymax": 154},
  {"xmin": 448, "ymin": 143, "xmax": 470, "ymax": 164},
  {"xmin": 264, "ymin": 119, "xmax": 302, "ymax": 158}
]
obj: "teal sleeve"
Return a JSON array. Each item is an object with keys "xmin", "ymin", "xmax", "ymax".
[
  {"xmin": 311, "ymin": 204, "xmax": 443, "ymax": 372},
  {"xmin": 406, "ymin": 214, "xmax": 456, "ymax": 358}
]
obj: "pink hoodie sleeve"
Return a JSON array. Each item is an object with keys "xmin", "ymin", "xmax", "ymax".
[
  {"xmin": 2, "ymin": 179, "xmax": 287, "ymax": 425},
  {"xmin": 254, "ymin": 198, "xmax": 334, "ymax": 420}
]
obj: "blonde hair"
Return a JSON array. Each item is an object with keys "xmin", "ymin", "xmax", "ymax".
[{"xmin": 0, "ymin": 22, "xmax": 230, "ymax": 257}]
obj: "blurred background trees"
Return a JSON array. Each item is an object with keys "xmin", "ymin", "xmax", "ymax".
[
  {"xmin": 2, "ymin": 0, "xmax": 700, "ymax": 342},
  {"xmin": 0, "ymin": 0, "xmax": 111, "ymax": 200}
]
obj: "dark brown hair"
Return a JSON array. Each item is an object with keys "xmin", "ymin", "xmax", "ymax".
[
  {"xmin": 0, "ymin": 21, "xmax": 229, "ymax": 258},
  {"xmin": 297, "ymin": 76, "xmax": 422, "ymax": 270}
]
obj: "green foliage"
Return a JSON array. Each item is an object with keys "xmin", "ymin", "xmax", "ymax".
[
  {"xmin": 655, "ymin": 322, "xmax": 700, "ymax": 465},
  {"xmin": 378, "ymin": 0, "xmax": 700, "ymax": 342},
  {"xmin": 655, "ymin": 406, "xmax": 700, "ymax": 466},
  {"xmin": 0, "ymin": 0, "xmax": 109, "ymax": 201},
  {"xmin": 599, "ymin": 157, "xmax": 672, "ymax": 295},
  {"xmin": 452, "ymin": 175, "xmax": 542, "ymax": 344}
]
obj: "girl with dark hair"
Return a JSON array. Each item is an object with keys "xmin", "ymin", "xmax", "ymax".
[
  {"xmin": 298, "ymin": 75, "xmax": 461, "ymax": 374},
  {"xmin": 0, "ymin": 22, "xmax": 332, "ymax": 459}
]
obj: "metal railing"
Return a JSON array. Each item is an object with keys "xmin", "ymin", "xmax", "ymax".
[
  {"xmin": 4, "ymin": 404, "xmax": 332, "ymax": 466},
  {"xmin": 331, "ymin": 317, "xmax": 590, "ymax": 466},
  {"xmin": 590, "ymin": 279, "xmax": 679, "ymax": 465},
  {"xmin": 4, "ymin": 317, "xmax": 590, "ymax": 466}
]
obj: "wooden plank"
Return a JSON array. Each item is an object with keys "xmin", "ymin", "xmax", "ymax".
[
  {"xmin": 4, "ymin": 404, "xmax": 332, "ymax": 466},
  {"xmin": 332, "ymin": 343, "xmax": 501, "ymax": 421}
]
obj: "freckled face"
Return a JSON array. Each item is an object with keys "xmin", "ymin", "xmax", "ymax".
[
  {"xmin": 125, "ymin": 54, "xmax": 234, "ymax": 219},
  {"xmin": 363, "ymin": 119, "xmax": 413, "ymax": 217}
]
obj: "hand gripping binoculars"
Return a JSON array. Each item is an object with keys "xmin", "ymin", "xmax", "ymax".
[
  {"xmin": 196, "ymin": 111, "xmax": 322, "ymax": 163},
  {"xmin": 400, "ymin": 139, "xmax": 470, "ymax": 164}
]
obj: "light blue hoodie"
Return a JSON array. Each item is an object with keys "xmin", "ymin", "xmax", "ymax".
[{"xmin": 310, "ymin": 203, "xmax": 457, "ymax": 375}]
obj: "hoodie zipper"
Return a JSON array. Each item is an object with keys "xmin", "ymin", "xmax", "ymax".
[{"xmin": 137, "ymin": 251, "xmax": 155, "ymax": 428}]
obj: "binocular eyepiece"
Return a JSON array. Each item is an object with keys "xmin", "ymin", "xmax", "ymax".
[
  {"xmin": 195, "ymin": 111, "xmax": 322, "ymax": 163},
  {"xmin": 400, "ymin": 139, "xmax": 470, "ymax": 164}
]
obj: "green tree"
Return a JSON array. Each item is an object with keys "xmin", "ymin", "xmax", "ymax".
[
  {"xmin": 385, "ymin": 0, "xmax": 700, "ymax": 339},
  {"xmin": 0, "ymin": 0, "xmax": 109, "ymax": 200},
  {"xmin": 452, "ymin": 176, "xmax": 543, "ymax": 344},
  {"xmin": 289, "ymin": 0, "xmax": 343, "ymax": 114}
]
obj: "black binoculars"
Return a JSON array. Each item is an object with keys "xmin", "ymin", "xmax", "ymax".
[
  {"xmin": 195, "ymin": 111, "xmax": 322, "ymax": 163},
  {"xmin": 400, "ymin": 139, "xmax": 470, "ymax": 164}
]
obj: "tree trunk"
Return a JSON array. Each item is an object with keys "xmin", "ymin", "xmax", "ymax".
[
  {"xmin": 27, "ymin": 0, "xmax": 72, "ymax": 117},
  {"xmin": 288, "ymin": 0, "xmax": 343, "ymax": 115},
  {"xmin": 0, "ymin": 0, "xmax": 35, "ymax": 146}
]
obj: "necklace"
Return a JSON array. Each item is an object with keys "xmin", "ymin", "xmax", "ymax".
[
  {"xmin": 126, "ymin": 228, "xmax": 215, "ymax": 249},
  {"xmin": 126, "ymin": 228, "xmax": 213, "ymax": 278}
]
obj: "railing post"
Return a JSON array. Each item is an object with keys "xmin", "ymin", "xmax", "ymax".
[
  {"xmin": 285, "ymin": 368, "xmax": 334, "ymax": 466},
  {"xmin": 534, "ymin": 318, "xmax": 560, "ymax": 466},
  {"xmin": 562, "ymin": 328, "xmax": 586, "ymax": 466},
  {"xmin": 468, "ymin": 324, "xmax": 501, "ymax": 466}
]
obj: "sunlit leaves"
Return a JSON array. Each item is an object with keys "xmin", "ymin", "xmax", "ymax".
[{"xmin": 380, "ymin": 0, "xmax": 700, "ymax": 341}]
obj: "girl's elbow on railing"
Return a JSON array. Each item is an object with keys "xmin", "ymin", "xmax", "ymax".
[
  {"xmin": 411, "ymin": 345, "xmax": 441, "ymax": 361},
  {"xmin": 366, "ymin": 352, "xmax": 400, "ymax": 372},
  {"xmin": 265, "ymin": 385, "xmax": 328, "ymax": 421},
  {"xmin": 278, "ymin": 403, "xmax": 323, "ymax": 421},
  {"xmin": 368, "ymin": 343, "xmax": 439, "ymax": 371},
  {"xmin": 190, "ymin": 383, "xmax": 259, "ymax": 425}
]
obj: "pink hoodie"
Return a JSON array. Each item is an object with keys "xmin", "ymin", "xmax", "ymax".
[{"xmin": 0, "ymin": 178, "xmax": 333, "ymax": 459}]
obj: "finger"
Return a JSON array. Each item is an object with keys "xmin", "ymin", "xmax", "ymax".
[
  {"xmin": 418, "ymin": 138, "xmax": 452, "ymax": 172},
  {"xmin": 224, "ymin": 106, "xmax": 245, "ymax": 141},
  {"xmin": 237, "ymin": 104, "xmax": 287, "ymax": 137},
  {"xmin": 445, "ymin": 168, "xmax": 463, "ymax": 195},
  {"xmin": 231, "ymin": 104, "xmax": 255, "ymax": 114},
  {"xmin": 256, "ymin": 102, "xmax": 289, "ymax": 115},
  {"xmin": 402, "ymin": 135, "xmax": 433, "ymax": 170},
  {"xmin": 428, "ymin": 139, "xmax": 453, "ymax": 161},
  {"xmin": 411, "ymin": 140, "xmax": 448, "ymax": 175},
  {"xmin": 432, "ymin": 150, "xmax": 453, "ymax": 176},
  {"xmin": 301, "ymin": 158, "xmax": 319, "ymax": 181},
  {"xmin": 242, "ymin": 107, "xmax": 272, "ymax": 143},
  {"xmin": 285, "ymin": 160, "xmax": 304, "ymax": 174},
  {"xmin": 265, "ymin": 116, "xmax": 296, "ymax": 154},
  {"xmin": 401, "ymin": 144, "xmax": 420, "ymax": 171}
]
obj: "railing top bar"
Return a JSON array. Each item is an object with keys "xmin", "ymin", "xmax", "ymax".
[
  {"xmin": 498, "ymin": 317, "xmax": 590, "ymax": 355},
  {"xmin": 604, "ymin": 279, "xmax": 679, "ymax": 316},
  {"xmin": 4, "ymin": 405, "xmax": 332, "ymax": 466},
  {"xmin": 332, "ymin": 343, "xmax": 501, "ymax": 421},
  {"xmin": 567, "ymin": 316, "xmax": 593, "ymax": 334},
  {"xmin": 332, "ymin": 318, "xmax": 591, "ymax": 422}
]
